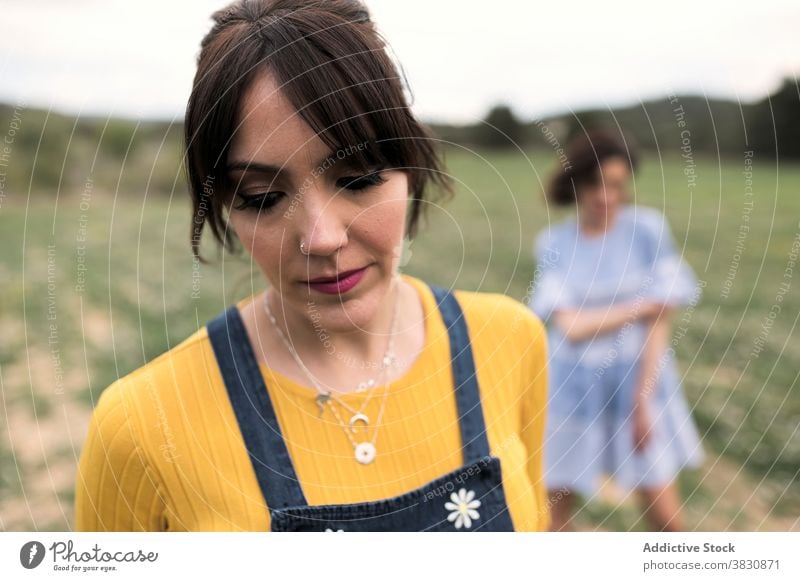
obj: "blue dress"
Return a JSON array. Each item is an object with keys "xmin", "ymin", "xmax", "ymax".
[{"xmin": 528, "ymin": 204, "xmax": 704, "ymax": 495}]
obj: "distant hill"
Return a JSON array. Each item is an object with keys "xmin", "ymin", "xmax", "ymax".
[
  {"xmin": 0, "ymin": 78, "xmax": 796, "ymax": 198},
  {"xmin": 0, "ymin": 105, "xmax": 185, "ymax": 198},
  {"xmin": 431, "ymin": 77, "xmax": 800, "ymax": 160}
]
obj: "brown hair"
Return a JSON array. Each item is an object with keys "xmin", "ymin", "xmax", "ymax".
[
  {"xmin": 546, "ymin": 128, "xmax": 637, "ymax": 206},
  {"xmin": 185, "ymin": 0, "xmax": 452, "ymax": 260}
]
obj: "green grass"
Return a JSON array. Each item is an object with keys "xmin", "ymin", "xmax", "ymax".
[
  {"xmin": 416, "ymin": 147, "xmax": 800, "ymax": 521},
  {"xmin": 0, "ymin": 442, "xmax": 22, "ymax": 499},
  {"xmin": 2, "ymin": 146, "xmax": 799, "ymax": 529}
]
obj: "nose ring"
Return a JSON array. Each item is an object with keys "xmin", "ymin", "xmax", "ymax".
[{"xmin": 300, "ymin": 240, "xmax": 309, "ymax": 255}]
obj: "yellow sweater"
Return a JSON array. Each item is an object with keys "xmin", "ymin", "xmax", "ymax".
[{"xmin": 74, "ymin": 274, "xmax": 549, "ymax": 531}]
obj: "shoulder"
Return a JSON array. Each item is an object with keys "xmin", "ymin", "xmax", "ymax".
[
  {"xmin": 405, "ymin": 274, "xmax": 545, "ymax": 345},
  {"xmin": 534, "ymin": 217, "xmax": 575, "ymax": 255},
  {"xmin": 452, "ymin": 287, "xmax": 546, "ymax": 351},
  {"xmin": 448, "ymin": 289, "xmax": 548, "ymax": 408},
  {"xmin": 91, "ymin": 326, "xmax": 212, "ymax": 434},
  {"xmin": 623, "ymin": 204, "xmax": 669, "ymax": 236},
  {"xmin": 119, "ymin": 326, "xmax": 209, "ymax": 389}
]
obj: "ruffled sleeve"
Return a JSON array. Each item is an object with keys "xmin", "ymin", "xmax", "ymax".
[
  {"xmin": 528, "ymin": 228, "xmax": 574, "ymax": 323},
  {"xmin": 637, "ymin": 208, "xmax": 700, "ymax": 307}
]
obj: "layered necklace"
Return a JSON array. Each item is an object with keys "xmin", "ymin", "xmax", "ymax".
[{"xmin": 262, "ymin": 278, "xmax": 400, "ymax": 465}]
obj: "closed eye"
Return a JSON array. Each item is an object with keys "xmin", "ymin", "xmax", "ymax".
[
  {"xmin": 336, "ymin": 172, "xmax": 387, "ymax": 191},
  {"xmin": 233, "ymin": 191, "xmax": 285, "ymax": 212}
]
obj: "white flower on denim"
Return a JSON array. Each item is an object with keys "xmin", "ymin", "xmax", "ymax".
[{"xmin": 445, "ymin": 488, "xmax": 481, "ymax": 529}]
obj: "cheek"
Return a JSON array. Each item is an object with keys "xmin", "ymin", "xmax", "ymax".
[
  {"xmin": 351, "ymin": 186, "xmax": 408, "ymax": 257},
  {"xmin": 348, "ymin": 172, "xmax": 409, "ymax": 252},
  {"xmin": 228, "ymin": 212, "xmax": 285, "ymax": 273},
  {"xmin": 578, "ymin": 187, "xmax": 599, "ymax": 206},
  {"xmin": 228, "ymin": 211, "xmax": 263, "ymax": 252}
]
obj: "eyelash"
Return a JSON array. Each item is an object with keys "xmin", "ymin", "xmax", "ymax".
[
  {"xmin": 335, "ymin": 172, "xmax": 386, "ymax": 191},
  {"xmin": 233, "ymin": 172, "xmax": 387, "ymax": 212},
  {"xmin": 233, "ymin": 191, "xmax": 283, "ymax": 212}
]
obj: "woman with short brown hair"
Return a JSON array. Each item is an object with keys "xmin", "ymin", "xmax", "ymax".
[
  {"xmin": 530, "ymin": 128, "xmax": 704, "ymax": 531},
  {"xmin": 75, "ymin": 0, "xmax": 549, "ymax": 532}
]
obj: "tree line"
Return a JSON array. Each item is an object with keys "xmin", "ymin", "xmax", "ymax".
[{"xmin": 430, "ymin": 77, "xmax": 800, "ymax": 159}]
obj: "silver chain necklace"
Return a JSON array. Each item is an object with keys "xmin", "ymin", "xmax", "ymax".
[{"xmin": 262, "ymin": 278, "xmax": 400, "ymax": 464}]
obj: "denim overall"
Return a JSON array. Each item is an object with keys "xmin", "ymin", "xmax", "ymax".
[{"xmin": 207, "ymin": 284, "xmax": 515, "ymax": 531}]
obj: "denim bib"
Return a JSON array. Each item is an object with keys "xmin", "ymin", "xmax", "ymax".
[{"xmin": 207, "ymin": 284, "xmax": 515, "ymax": 531}]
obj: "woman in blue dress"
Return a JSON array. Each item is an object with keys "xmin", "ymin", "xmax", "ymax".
[{"xmin": 529, "ymin": 129, "xmax": 704, "ymax": 531}]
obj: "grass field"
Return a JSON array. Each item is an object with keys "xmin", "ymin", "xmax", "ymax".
[{"xmin": 1, "ymin": 146, "xmax": 798, "ymax": 531}]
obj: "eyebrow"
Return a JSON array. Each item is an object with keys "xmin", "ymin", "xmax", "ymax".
[
  {"xmin": 225, "ymin": 161, "xmax": 282, "ymax": 175},
  {"xmin": 225, "ymin": 150, "xmax": 367, "ymax": 176}
]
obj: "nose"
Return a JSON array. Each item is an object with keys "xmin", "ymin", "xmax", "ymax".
[{"xmin": 297, "ymin": 186, "xmax": 349, "ymax": 257}]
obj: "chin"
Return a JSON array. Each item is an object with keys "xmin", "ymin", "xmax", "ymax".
[
  {"xmin": 306, "ymin": 271, "xmax": 390, "ymax": 329},
  {"xmin": 313, "ymin": 297, "xmax": 378, "ymax": 333}
]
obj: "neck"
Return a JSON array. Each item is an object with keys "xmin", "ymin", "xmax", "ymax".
[
  {"xmin": 579, "ymin": 206, "xmax": 619, "ymax": 236},
  {"xmin": 264, "ymin": 274, "xmax": 404, "ymax": 386}
]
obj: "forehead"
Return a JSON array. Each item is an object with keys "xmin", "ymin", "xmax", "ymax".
[{"xmin": 228, "ymin": 69, "xmax": 328, "ymax": 167}]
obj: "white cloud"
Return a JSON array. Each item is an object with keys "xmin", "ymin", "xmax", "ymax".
[{"xmin": 1, "ymin": 0, "xmax": 797, "ymax": 122}]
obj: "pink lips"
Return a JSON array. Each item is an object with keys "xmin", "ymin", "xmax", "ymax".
[{"xmin": 306, "ymin": 266, "xmax": 368, "ymax": 294}]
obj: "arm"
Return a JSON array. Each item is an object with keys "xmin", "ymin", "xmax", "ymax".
[
  {"xmin": 520, "ymin": 315, "xmax": 550, "ymax": 531},
  {"xmin": 553, "ymin": 300, "xmax": 663, "ymax": 343},
  {"xmin": 632, "ymin": 307, "xmax": 675, "ymax": 450},
  {"xmin": 74, "ymin": 383, "xmax": 168, "ymax": 531}
]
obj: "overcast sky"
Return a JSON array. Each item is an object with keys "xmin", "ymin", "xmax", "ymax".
[{"xmin": 1, "ymin": 0, "xmax": 798, "ymax": 123}]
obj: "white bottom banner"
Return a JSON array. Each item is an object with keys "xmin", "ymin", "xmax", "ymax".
[{"xmin": 2, "ymin": 532, "xmax": 797, "ymax": 580}]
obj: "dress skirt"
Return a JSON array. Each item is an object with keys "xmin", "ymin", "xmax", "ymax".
[{"xmin": 543, "ymin": 352, "xmax": 705, "ymax": 496}]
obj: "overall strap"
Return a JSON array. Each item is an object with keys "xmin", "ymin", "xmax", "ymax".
[
  {"xmin": 428, "ymin": 285, "xmax": 492, "ymax": 464},
  {"xmin": 207, "ymin": 305, "xmax": 308, "ymax": 509}
]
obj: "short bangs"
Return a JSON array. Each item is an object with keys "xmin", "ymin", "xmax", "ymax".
[{"xmin": 185, "ymin": 0, "xmax": 451, "ymax": 260}]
